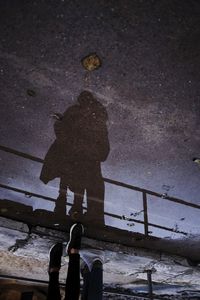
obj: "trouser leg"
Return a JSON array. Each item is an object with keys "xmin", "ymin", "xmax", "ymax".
[
  {"xmin": 87, "ymin": 177, "xmax": 105, "ymax": 224},
  {"xmin": 69, "ymin": 188, "xmax": 84, "ymax": 219},
  {"xmin": 54, "ymin": 179, "xmax": 67, "ymax": 216},
  {"xmin": 47, "ymin": 272, "xmax": 61, "ymax": 300},
  {"xmin": 64, "ymin": 253, "xmax": 80, "ymax": 300}
]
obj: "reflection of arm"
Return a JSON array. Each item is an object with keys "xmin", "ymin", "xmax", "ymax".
[
  {"xmin": 54, "ymin": 119, "xmax": 70, "ymax": 142},
  {"xmin": 54, "ymin": 105, "xmax": 78, "ymax": 141},
  {"xmin": 97, "ymin": 126, "xmax": 110, "ymax": 162}
]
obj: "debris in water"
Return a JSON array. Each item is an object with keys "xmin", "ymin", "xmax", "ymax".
[
  {"xmin": 162, "ymin": 184, "xmax": 171, "ymax": 191},
  {"xmin": 25, "ymin": 193, "xmax": 32, "ymax": 198},
  {"xmin": 50, "ymin": 113, "xmax": 63, "ymax": 120},
  {"xmin": 81, "ymin": 53, "xmax": 102, "ymax": 71},
  {"xmin": 173, "ymin": 223, "xmax": 179, "ymax": 232},
  {"xmin": 27, "ymin": 89, "xmax": 36, "ymax": 97},
  {"xmin": 127, "ymin": 223, "xmax": 135, "ymax": 227},
  {"xmin": 161, "ymin": 193, "xmax": 168, "ymax": 199},
  {"xmin": 130, "ymin": 209, "xmax": 144, "ymax": 217},
  {"xmin": 193, "ymin": 157, "xmax": 200, "ymax": 165}
]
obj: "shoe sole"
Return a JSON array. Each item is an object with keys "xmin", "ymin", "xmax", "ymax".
[{"xmin": 66, "ymin": 223, "xmax": 84, "ymax": 254}]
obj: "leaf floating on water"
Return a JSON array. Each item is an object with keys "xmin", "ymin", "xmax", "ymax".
[{"xmin": 81, "ymin": 53, "xmax": 102, "ymax": 71}]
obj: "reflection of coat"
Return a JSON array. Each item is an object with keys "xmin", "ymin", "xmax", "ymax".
[{"xmin": 40, "ymin": 102, "xmax": 110, "ymax": 189}]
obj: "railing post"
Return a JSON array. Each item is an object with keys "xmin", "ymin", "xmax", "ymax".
[
  {"xmin": 143, "ymin": 192, "xmax": 149, "ymax": 236},
  {"xmin": 147, "ymin": 270, "xmax": 153, "ymax": 299}
]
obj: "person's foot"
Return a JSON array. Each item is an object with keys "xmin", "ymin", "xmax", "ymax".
[
  {"xmin": 48, "ymin": 242, "xmax": 63, "ymax": 273},
  {"xmin": 66, "ymin": 223, "xmax": 84, "ymax": 255}
]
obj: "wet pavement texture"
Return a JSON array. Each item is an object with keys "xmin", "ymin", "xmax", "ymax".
[{"xmin": 0, "ymin": 0, "xmax": 200, "ymax": 297}]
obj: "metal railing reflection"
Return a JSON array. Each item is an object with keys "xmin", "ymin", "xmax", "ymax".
[{"xmin": 0, "ymin": 144, "xmax": 200, "ymax": 237}]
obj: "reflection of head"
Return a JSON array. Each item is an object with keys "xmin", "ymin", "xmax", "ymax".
[
  {"xmin": 78, "ymin": 90, "xmax": 95, "ymax": 106},
  {"xmin": 78, "ymin": 90, "xmax": 108, "ymax": 121}
]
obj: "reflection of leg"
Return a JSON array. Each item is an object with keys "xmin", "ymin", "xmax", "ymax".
[
  {"xmin": 69, "ymin": 188, "xmax": 84, "ymax": 219},
  {"xmin": 47, "ymin": 243, "xmax": 63, "ymax": 300},
  {"xmin": 54, "ymin": 179, "xmax": 67, "ymax": 216},
  {"xmin": 81, "ymin": 260, "xmax": 103, "ymax": 300},
  {"xmin": 86, "ymin": 178, "xmax": 105, "ymax": 224}
]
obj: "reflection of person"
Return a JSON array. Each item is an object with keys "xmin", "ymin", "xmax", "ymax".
[
  {"xmin": 40, "ymin": 91, "xmax": 110, "ymax": 224},
  {"xmin": 47, "ymin": 223, "xmax": 103, "ymax": 300}
]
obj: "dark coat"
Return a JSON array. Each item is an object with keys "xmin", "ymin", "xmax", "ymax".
[{"xmin": 40, "ymin": 101, "xmax": 110, "ymax": 189}]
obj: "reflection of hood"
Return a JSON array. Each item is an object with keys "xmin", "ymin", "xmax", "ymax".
[
  {"xmin": 78, "ymin": 90, "xmax": 108, "ymax": 121},
  {"xmin": 78, "ymin": 90, "xmax": 95, "ymax": 106}
]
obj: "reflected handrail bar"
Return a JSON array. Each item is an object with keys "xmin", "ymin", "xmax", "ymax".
[
  {"xmin": 104, "ymin": 178, "xmax": 200, "ymax": 209},
  {"xmin": 0, "ymin": 275, "xmax": 149, "ymax": 298},
  {"xmin": 0, "ymin": 144, "xmax": 43, "ymax": 163},
  {"xmin": 0, "ymin": 182, "xmax": 187, "ymax": 235},
  {"xmin": 0, "ymin": 144, "xmax": 199, "ymax": 210}
]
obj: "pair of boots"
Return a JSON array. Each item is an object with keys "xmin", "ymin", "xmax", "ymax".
[
  {"xmin": 54, "ymin": 192, "xmax": 104, "ymax": 224},
  {"xmin": 48, "ymin": 223, "xmax": 103, "ymax": 300}
]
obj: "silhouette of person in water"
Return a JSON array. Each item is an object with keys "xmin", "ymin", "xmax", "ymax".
[{"xmin": 40, "ymin": 91, "xmax": 110, "ymax": 224}]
